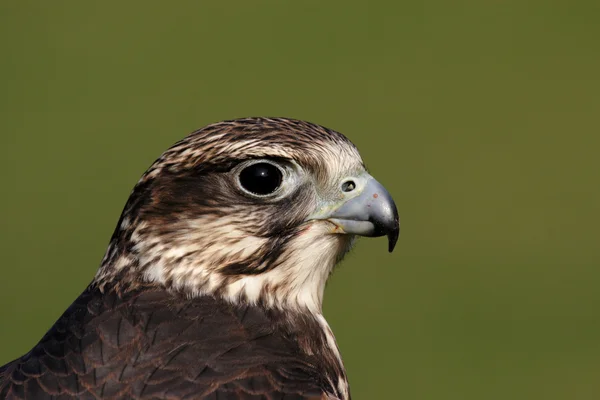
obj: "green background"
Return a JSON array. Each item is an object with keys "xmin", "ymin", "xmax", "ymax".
[{"xmin": 1, "ymin": 2, "xmax": 599, "ymax": 399}]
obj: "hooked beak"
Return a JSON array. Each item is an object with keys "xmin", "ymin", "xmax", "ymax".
[{"xmin": 311, "ymin": 176, "xmax": 400, "ymax": 252}]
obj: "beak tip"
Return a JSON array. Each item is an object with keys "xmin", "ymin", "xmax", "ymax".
[{"xmin": 387, "ymin": 225, "xmax": 400, "ymax": 253}]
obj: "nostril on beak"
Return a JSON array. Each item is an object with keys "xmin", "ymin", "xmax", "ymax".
[{"xmin": 341, "ymin": 180, "xmax": 356, "ymax": 192}]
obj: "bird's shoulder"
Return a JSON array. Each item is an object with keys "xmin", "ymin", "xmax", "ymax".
[{"xmin": 0, "ymin": 284, "xmax": 345, "ymax": 399}]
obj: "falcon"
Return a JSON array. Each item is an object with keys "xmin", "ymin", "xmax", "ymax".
[{"xmin": 0, "ymin": 118, "xmax": 399, "ymax": 399}]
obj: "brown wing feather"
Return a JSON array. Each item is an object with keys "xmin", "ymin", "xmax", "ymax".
[{"xmin": 0, "ymin": 285, "xmax": 342, "ymax": 399}]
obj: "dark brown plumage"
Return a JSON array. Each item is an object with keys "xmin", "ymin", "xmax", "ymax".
[
  {"xmin": 0, "ymin": 118, "xmax": 399, "ymax": 399},
  {"xmin": 0, "ymin": 284, "xmax": 341, "ymax": 399}
]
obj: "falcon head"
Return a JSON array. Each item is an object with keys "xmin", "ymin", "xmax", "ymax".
[{"xmin": 96, "ymin": 118, "xmax": 399, "ymax": 312}]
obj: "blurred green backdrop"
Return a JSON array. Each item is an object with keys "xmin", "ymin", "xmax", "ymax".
[{"xmin": 1, "ymin": 2, "xmax": 599, "ymax": 399}]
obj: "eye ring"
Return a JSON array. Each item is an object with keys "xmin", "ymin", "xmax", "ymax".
[{"xmin": 236, "ymin": 160, "xmax": 285, "ymax": 197}]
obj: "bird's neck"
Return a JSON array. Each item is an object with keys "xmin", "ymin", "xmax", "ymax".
[{"xmin": 94, "ymin": 224, "xmax": 355, "ymax": 314}]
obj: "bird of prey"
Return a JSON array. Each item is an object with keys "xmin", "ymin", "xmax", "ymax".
[{"xmin": 0, "ymin": 117, "xmax": 399, "ymax": 400}]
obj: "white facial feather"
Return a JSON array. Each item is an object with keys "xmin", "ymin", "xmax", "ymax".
[
  {"xmin": 223, "ymin": 223, "xmax": 353, "ymax": 313},
  {"xmin": 129, "ymin": 217, "xmax": 353, "ymax": 314}
]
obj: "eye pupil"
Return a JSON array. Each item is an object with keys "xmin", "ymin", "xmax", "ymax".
[{"xmin": 239, "ymin": 162, "xmax": 283, "ymax": 196}]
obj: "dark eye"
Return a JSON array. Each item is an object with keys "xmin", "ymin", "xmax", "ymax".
[
  {"xmin": 238, "ymin": 162, "xmax": 283, "ymax": 196},
  {"xmin": 341, "ymin": 180, "xmax": 356, "ymax": 192}
]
